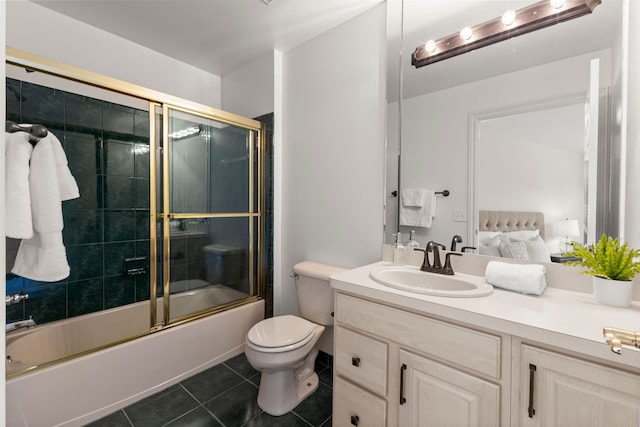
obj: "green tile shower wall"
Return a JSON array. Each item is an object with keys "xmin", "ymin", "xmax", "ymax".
[{"xmin": 5, "ymin": 78, "xmax": 151, "ymax": 324}]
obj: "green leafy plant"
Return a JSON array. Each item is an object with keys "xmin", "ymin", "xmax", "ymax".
[{"xmin": 565, "ymin": 234, "xmax": 640, "ymax": 281}]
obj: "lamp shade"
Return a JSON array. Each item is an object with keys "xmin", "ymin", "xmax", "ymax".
[{"xmin": 557, "ymin": 219, "xmax": 580, "ymax": 237}]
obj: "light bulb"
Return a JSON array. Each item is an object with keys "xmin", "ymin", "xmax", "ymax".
[
  {"xmin": 460, "ymin": 26, "xmax": 473, "ymax": 41},
  {"xmin": 501, "ymin": 10, "xmax": 516, "ymax": 26},
  {"xmin": 425, "ymin": 40, "xmax": 437, "ymax": 53},
  {"xmin": 550, "ymin": 0, "xmax": 565, "ymax": 9}
]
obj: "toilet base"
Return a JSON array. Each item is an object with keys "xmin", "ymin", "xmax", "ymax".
[{"xmin": 257, "ymin": 370, "xmax": 320, "ymax": 416}]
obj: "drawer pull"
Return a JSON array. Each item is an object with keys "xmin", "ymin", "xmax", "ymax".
[
  {"xmin": 350, "ymin": 415, "xmax": 360, "ymax": 426},
  {"xmin": 400, "ymin": 363, "xmax": 407, "ymax": 405},
  {"xmin": 351, "ymin": 357, "xmax": 361, "ymax": 367},
  {"xmin": 528, "ymin": 363, "xmax": 536, "ymax": 418}
]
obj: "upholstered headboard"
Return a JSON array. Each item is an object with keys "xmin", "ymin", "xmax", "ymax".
[{"xmin": 479, "ymin": 210, "xmax": 545, "ymax": 239}]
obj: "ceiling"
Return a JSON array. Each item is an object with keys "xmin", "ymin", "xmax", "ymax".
[
  {"xmin": 29, "ymin": 0, "xmax": 621, "ymax": 100},
  {"xmin": 31, "ymin": 0, "xmax": 384, "ymax": 76}
]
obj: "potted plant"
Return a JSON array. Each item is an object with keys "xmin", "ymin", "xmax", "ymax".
[{"xmin": 565, "ymin": 234, "xmax": 640, "ymax": 307}]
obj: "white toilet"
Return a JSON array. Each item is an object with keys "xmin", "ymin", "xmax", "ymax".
[{"xmin": 245, "ymin": 261, "xmax": 346, "ymax": 416}]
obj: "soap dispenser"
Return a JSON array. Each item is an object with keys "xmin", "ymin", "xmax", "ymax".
[
  {"xmin": 404, "ymin": 230, "xmax": 420, "ymax": 248},
  {"xmin": 392, "ymin": 232, "xmax": 406, "ymax": 265}
]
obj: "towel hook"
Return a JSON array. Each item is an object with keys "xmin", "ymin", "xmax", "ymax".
[{"xmin": 6, "ymin": 121, "xmax": 48, "ymax": 147}]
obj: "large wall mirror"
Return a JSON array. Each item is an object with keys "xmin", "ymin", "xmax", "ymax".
[{"xmin": 386, "ymin": 0, "xmax": 627, "ymax": 262}]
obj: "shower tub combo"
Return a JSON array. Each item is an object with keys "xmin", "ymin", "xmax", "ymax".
[
  {"xmin": 6, "ymin": 286, "xmax": 264, "ymax": 426},
  {"xmin": 5, "ymin": 47, "xmax": 269, "ymax": 426}
]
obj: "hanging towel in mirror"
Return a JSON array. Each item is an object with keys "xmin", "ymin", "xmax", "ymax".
[
  {"xmin": 400, "ymin": 189, "xmax": 436, "ymax": 228},
  {"xmin": 401, "ymin": 188, "xmax": 428, "ymax": 207}
]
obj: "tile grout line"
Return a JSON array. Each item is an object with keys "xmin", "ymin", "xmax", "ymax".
[
  {"xmin": 121, "ymin": 409, "xmax": 135, "ymax": 427},
  {"xmin": 177, "ymin": 383, "xmax": 227, "ymax": 427}
]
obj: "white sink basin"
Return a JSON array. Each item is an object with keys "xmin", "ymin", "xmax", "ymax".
[{"xmin": 369, "ymin": 265, "xmax": 493, "ymax": 297}]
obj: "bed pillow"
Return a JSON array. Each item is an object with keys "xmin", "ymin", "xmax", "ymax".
[
  {"xmin": 499, "ymin": 240, "xmax": 529, "ymax": 260},
  {"xmin": 518, "ymin": 235, "xmax": 551, "ymax": 262},
  {"xmin": 478, "ymin": 231, "xmax": 501, "ymax": 244},
  {"xmin": 479, "ymin": 235, "xmax": 501, "ymax": 257},
  {"xmin": 503, "ymin": 229, "xmax": 540, "ymax": 240}
]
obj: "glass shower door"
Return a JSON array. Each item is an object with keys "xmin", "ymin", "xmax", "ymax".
[{"xmin": 160, "ymin": 106, "xmax": 261, "ymax": 325}]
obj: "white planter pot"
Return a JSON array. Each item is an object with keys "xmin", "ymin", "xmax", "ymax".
[{"xmin": 592, "ymin": 276, "xmax": 633, "ymax": 307}]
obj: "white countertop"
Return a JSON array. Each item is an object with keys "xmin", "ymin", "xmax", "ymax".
[{"xmin": 330, "ymin": 261, "xmax": 640, "ymax": 371}]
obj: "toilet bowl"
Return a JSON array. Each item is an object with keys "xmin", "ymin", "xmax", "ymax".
[{"xmin": 245, "ymin": 261, "xmax": 346, "ymax": 416}]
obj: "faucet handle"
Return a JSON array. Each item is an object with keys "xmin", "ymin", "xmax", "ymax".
[
  {"xmin": 443, "ymin": 252, "xmax": 462, "ymax": 275},
  {"xmin": 414, "ymin": 247, "xmax": 433, "ymax": 272}
]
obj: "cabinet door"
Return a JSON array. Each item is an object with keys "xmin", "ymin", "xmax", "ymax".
[
  {"xmin": 398, "ymin": 350, "xmax": 500, "ymax": 427},
  {"xmin": 521, "ymin": 345, "xmax": 640, "ymax": 427}
]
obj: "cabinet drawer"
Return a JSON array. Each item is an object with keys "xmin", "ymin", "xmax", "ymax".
[
  {"xmin": 336, "ymin": 293, "xmax": 501, "ymax": 379},
  {"xmin": 334, "ymin": 376, "xmax": 387, "ymax": 427},
  {"xmin": 335, "ymin": 326, "xmax": 388, "ymax": 396}
]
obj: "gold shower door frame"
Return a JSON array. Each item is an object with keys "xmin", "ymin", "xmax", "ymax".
[
  {"xmin": 7, "ymin": 47, "xmax": 265, "ymax": 335},
  {"xmin": 151, "ymin": 104, "xmax": 264, "ymax": 328}
]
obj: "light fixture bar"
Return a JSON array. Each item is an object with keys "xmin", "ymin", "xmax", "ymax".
[{"xmin": 412, "ymin": 0, "xmax": 601, "ymax": 68}]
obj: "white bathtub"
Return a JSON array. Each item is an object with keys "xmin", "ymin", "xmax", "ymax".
[{"xmin": 6, "ymin": 285, "xmax": 264, "ymax": 427}]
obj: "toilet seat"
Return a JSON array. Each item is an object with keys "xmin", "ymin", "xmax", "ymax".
[{"xmin": 247, "ymin": 315, "xmax": 318, "ymax": 353}]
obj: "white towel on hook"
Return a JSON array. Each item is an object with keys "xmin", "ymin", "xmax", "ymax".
[
  {"xmin": 399, "ymin": 189, "xmax": 436, "ymax": 228},
  {"xmin": 12, "ymin": 231, "xmax": 71, "ymax": 282},
  {"xmin": 5, "ymin": 132, "xmax": 34, "ymax": 239},
  {"xmin": 12, "ymin": 130, "xmax": 79, "ymax": 282},
  {"xmin": 50, "ymin": 133, "xmax": 80, "ymax": 201}
]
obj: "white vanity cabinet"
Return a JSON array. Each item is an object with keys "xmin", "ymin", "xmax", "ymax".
[
  {"xmin": 333, "ymin": 292, "xmax": 505, "ymax": 427},
  {"xmin": 518, "ymin": 344, "xmax": 640, "ymax": 427},
  {"xmin": 330, "ymin": 262, "xmax": 640, "ymax": 427}
]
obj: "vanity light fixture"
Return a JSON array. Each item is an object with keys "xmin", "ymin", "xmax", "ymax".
[
  {"xmin": 412, "ymin": 0, "xmax": 601, "ymax": 68},
  {"xmin": 460, "ymin": 26, "xmax": 473, "ymax": 41},
  {"xmin": 501, "ymin": 10, "xmax": 517, "ymax": 27}
]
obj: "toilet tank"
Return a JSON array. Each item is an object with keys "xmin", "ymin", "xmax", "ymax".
[{"xmin": 293, "ymin": 261, "xmax": 347, "ymax": 325}]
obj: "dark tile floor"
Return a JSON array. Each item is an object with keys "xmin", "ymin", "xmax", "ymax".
[{"xmin": 85, "ymin": 352, "xmax": 333, "ymax": 427}]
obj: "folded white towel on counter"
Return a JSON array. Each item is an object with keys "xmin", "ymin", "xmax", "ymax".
[
  {"xmin": 5, "ymin": 132, "xmax": 34, "ymax": 239},
  {"xmin": 484, "ymin": 261, "xmax": 547, "ymax": 296},
  {"xmin": 400, "ymin": 189, "xmax": 436, "ymax": 228}
]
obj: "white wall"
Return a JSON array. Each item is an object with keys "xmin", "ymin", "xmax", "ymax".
[
  {"xmin": 401, "ymin": 50, "xmax": 612, "ymax": 249},
  {"xmin": 222, "ymin": 51, "xmax": 274, "ymax": 118},
  {"xmin": 278, "ymin": 5, "xmax": 386, "ymax": 316},
  {"xmin": 1, "ymin": 2, "xmax": 8, "ymax": 423},
  {"xmin": 6, "ymin": 0, "xmax": 222, "ymax": 108},
  {"xmin": 625, "ymin": 0, "xmax": 640, "ymax": 248}
]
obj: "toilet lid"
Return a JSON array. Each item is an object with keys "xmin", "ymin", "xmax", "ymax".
[{"xmin": 247, "ymin": 315, "xmax": 316, "ymax": 349}]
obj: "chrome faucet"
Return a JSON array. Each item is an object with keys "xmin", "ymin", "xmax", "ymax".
[
  {"xmin": 6, "ymin": 292, "xmax": 29, "ymax": 306},
  {"xmin": 5, "ymin": 317, "xmax": 36, "ymax": 333}
]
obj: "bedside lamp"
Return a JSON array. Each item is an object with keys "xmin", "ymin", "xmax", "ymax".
[{"xmin": 557, "ymin": 218, "xmax": 580, "ymax": 253}]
